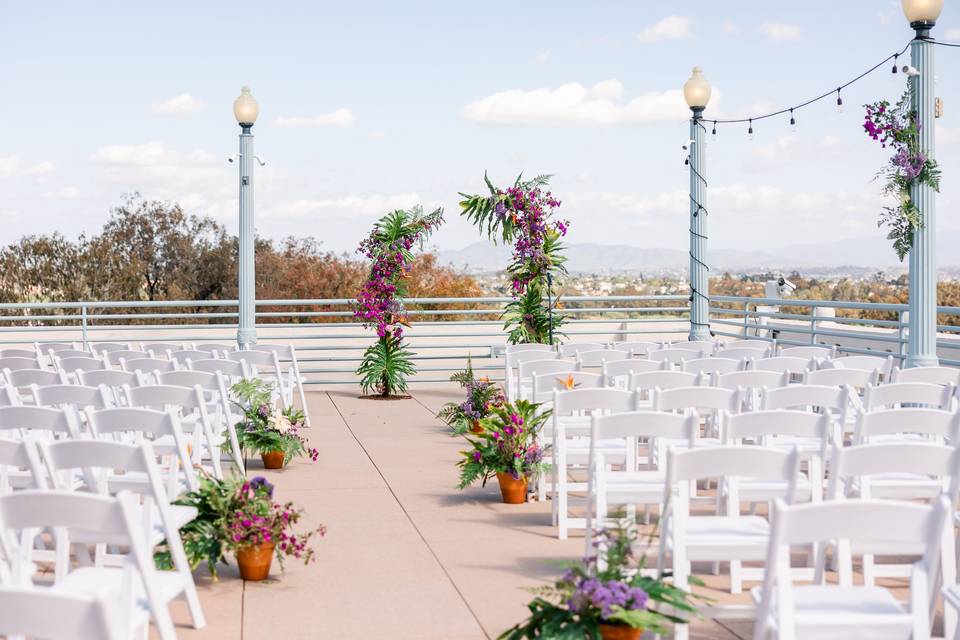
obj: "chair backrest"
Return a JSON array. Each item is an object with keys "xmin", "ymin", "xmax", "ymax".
[
  {"xmin": 33, "ymin": 384, "xmax": 109, "ymax": 410},
  {"xmin": 0, "ymin": 349, "xmax": 39, "ymax": 359},
  {"xmin": 89, "ymin": 342, "xmax": 131, "ymax": 355},
  {"xmin": 0, "ymin": 585, "xmax": 124, "ymax": 640},
  {"xmin": 724, "ymin": 410, "xmax": 829, "ymax": 443},
  {"xmin": 141, "ymin": 342, "xmax": 186, "ymax": 354},
  {"xmin": 602, "ymin": 358, "xmax": 662, "ymax": 385},
  {"xmin": 532, "ymin": 372, "xmax": 602, "ymax": 401},
  {"xmin": 669, "ymin": 340, "xmax": 716, "ymax": 354},
  {"xmin": 193, "ymin": 342, "xmax": 233, "ymax": 355},
  {"xmin": 803, "ymin": 367, "xmax": 877, "ymax": 388},
  {"xmin": 832, "ymin": 354, "xmax": 894, "ymax": 377},
  {"xmin": 629, "ymin": 370, "xmax": 699, "ymax": 393},
  {"xmin": 505, "ymin": 343, "xmax": 555, "ymax": 354},
  {"xmin": 761, "ymin": 384, "xmax": 850, "ymax": 412},
  {"xmin": 649, "ymin": 348, "xmax": 702, "ymax": 365},
  {"xmin": 552, "ymin": 387, "xmax": 636, "ymax": 416},
  {"xmin": 517, "ymin": 358, "xmax": 576, "ymax": 381},
  {"xmin": 714, "ymin": 369, "xmax": 788, "ymax": 391},
  {"xmin": 56, "ymin": 356, "xmax": 107, "ymax": 373},
  {"xmin": 666, "ymin": 445, "xmax": 800, "ymax": 489},
  {"xmin": 4, "ymin": 369, "xmax": 65, "ymax": 388},
  {"xmin": 0, "ymin": 405, "xmax": 78, "ymax": 437},
  {"xmin": 593, "ymin": 410, "xmax": 698, "ymax": 442},
  {"xmin": 167, "ymin": 349, "xmax": 216, "ymax": 365},
  {"xmin": 611, "ymin": 341, "xmax": 661, "ymax": 356},
  {"xmin": 120, "ymin": 357, "xmax": 177, "ymax": 374},
  {"xmin": 0, "ymin": 439, "xmax": 43, "ymax": 491},
  {"xmin": 47, "ymin": 349, "xmax": 90, "ymax": 359},
  {"xmin": 576, "ymin": 349, "xmax": 628, "ymax": 368},
  {"xmin": 713, "ymin": 347, "xmax": 769, "ymax": 362},
  {"xmin": 37, "ymin": 439, "xmax": 153, "ymax": 491},
  {"xmin": 891, "ymin": 365, "xmax": 960, "ymax": 386},
  {"xmin": 826, "ymin": 441, "xmax": 960, "ymax": 502},
  {"xmin": 225, "ymin": 350, "xmax": 276, "ymax": 366},
  {"xmin": 105, "ymin": 350, "xmax": 151, "ymax": 365},
  {"xmin": 189, "ymin": 358, "xmax": 246, "ymax": 378},
  {"xmin": 681, "ymin": 357, "xmax": 742, "ymax": 375},
  {"xmin": 506, "ymin": 350, "xmax": 559, "ymax": 369},
  {"xmin": 0, "ymin": 357, "xmax": 40, "ymax": 372},
  {"xmin": 752, "ymin": 356, "xmax": 815, "ymax": 374},
  {"xmin": 78, "ymin": 369, "xmax": 139, "ymax": 389},
  {"xmin": 35, "ymin": 342, "xmax": 77, "ymax": 353},
  {"xmin": 125, "ymin": 384, "xmax": 202, "ymax": 411},
  {"xmin": 854, "ymin": 407, "xmax": 960, "ymax": 442},
  {"xmin": 157, "ymin": 369, "xmax": 220, "ymax": 391},
  {"xmin": 654, "ymin": 385, "xmax": 739, "ymax": 414},
  {"xmin": 780, "ymin": 345, "xmax": 836, "ymax": 360},
  {"xmin": 721, "ymin": 339, "xmax": 772, "ymax": 350},
  {"xmin": 251, "ymin": 343, "xmax": 296, "ymax": 358},
  {"xmin": 558, "ymin": 343, "xmax": 605, "ymax": 357},
  {"xmin": 863, "ymin": 381, "xmax": 953, "ymax": 411}
]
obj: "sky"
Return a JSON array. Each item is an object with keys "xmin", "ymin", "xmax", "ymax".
[{"xmin": 2, "ymin": 0, "xmax": 960, "ymax": 264}]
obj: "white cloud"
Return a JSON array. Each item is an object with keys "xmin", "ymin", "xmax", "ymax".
[
  {"xmin": 27, "ymin": 161, "xmax": 55, "ymax": 175},
  {"xmin": 152, "ymin": 93, "xmax": 206, "ymax": 117},
  {"xmin": 269, "ymin": 192, "xmax": 423, "ymax": 221},
  {"xmin": 0, "ymin": 156, "xmax": 21, "ymax": 178},
  {"xmin": 760, "ymin": 22, "xmax": 801, "ymax": 41},
  {"xmin": 45, "ymin": 186, "xmax": 82, "ymax": 199},
  {"xmin": 273, "ymin": 108, "xmax": 357, "ymax": 127},
  {"xmin": 637, "ymin": 15, "xmax": 691, "ymax": 43},
  {"xmin": 750, "ymin": 136, "xmax": 799, "ymax": 161},
  {"xmin": 944, "ymin": 28, "xmax": 960, "ymax": 40},
  {"xmin": 461, "ymin": 79, "xmax": 709, "ymax": 126},
  {"xmin": 819, "ymin": 135, "xmax": 841, "ymax": 148}
]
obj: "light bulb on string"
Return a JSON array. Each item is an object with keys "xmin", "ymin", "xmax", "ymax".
[
  {"xmin": 836, "ymin": 88, "xmax": 843, "ymax": 114},
  {"xmin": 747, "ymin": 119, "xmax": 754, "ymax": 141},
  {"xmin": 711, "ymin": 121, "xmax": 717, "ymax": 138},
  {"xmin": 892, "ymin": 53, "xmax": 899, "ymax": 77},
  {"xmin": 789, "ymin": 109, "xmax": 797, "ymax": 133}
]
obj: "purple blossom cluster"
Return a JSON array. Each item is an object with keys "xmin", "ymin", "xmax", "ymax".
[
  {"xmin": 354, "ymin": 216, "xmax": 442, "ymax": 339},
  {"xmin": 863, "ymin": 97, "xmax": 930, "ymax": 183},
  {"xmin": 498, "ymin": 186, "xmax": 568, "ymax": 294},
  {"xmin": 490, "ymin": 412, "xmax": 540, "ymax": 480},
  {"xmin": 566, "ymin": 576, "xmax": 649, "ymax": 620}
]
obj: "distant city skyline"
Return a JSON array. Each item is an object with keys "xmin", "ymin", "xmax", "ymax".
[{"xmin": 3, "ymin": 1, "xmax": 960, "ymax": 265}]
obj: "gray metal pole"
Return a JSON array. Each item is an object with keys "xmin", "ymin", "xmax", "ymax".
[
  {"xmin": 906, "ymin": 25, "xmax": 938, "ymax": 367},
  {"xmin": 688, "ymin": 108, "xmax": 711, "ymax": 341},
  {"xmin": 237, "ymin": 125, "xmax": 257, "ymax": 349}
]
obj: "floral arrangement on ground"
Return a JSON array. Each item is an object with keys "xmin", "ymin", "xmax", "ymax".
[
  {"xmin": 437, "ymin": 357, "xmax": 505, "ymax": 434},
  {"xmin": 231, "ymin": 378, "xmax": 317, "ymax": 467}
]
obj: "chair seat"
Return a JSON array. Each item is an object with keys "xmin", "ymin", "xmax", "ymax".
[
  {"xmin": 753, "ymin": 585, "xmax": 912, "ymax": 640},
  {"xmin": 682, "ymin": 515, "xmax": 770, "ymax": 561},
  {"xmin": 603, "ymin": 471, "xmax": 667, "ymax": 503},
  {"xmin": 59, "ymin": 565, "xmax": 186, "ymax": 612}
]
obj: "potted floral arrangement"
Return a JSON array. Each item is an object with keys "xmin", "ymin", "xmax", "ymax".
[
  {"xmin": 155, "ymin": 473, "xmax": 324, "ymax": 581},
  {"xmin": 456, "ymin": 400, "xmax": 549, "ymax": 504},
  {"xmin": 500, "ymin": 524, "xmax": 701, "ymax": 639},
  {"xmin": 459, "ymin": 173, "xmax": 569, "ymax": 344},
  {"xmin": 231, "ymin": 379, "xmax": 318, "ymax": 469},
  {"xmin": 437, "ymin": 357, "xmax": 505, "ymax": 434},
  {"xmin": 354, "ymin": 206, "xmax": 444, "ymax": 398}
]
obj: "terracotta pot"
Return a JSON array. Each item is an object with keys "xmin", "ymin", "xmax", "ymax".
[
  {"xmin": 470, "ymin": 420, "xmax": 483, "ymax": 434},
  {"xmin": 598, "ymin": 624, "xmax": 642, "ymax": 640},
  {"xmin": 236, "ymin": 543, "xmax": 275, "ymax": 581},
  {"xmin": 261, "ymin": 450, "xmax": 285, "ymax": 469},
  {"xmin": 496, "ymin": 472, "xmax": 527, "ymax": 504}
]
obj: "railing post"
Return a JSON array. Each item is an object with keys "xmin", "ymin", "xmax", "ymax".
[
  {"xmin": 742, "ymin": 301, "xmax": 750, "ymax": 337},
  {"xmin": 809, "ymin": 305, "xmax": 818, "ymax": 345},
  {"xmin": 898, "ymin": 309, "xmax": 907, "ymax": 361},
  {"xmin": 80, "ymin": 303, "xmax": 89, "ymax": 349}
]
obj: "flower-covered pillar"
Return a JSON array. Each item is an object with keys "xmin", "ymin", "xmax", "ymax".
[
  {"xmin": 683, "ymin": 67, "xmax": 712, "ymax": 341},
  {"xmin": 905, "ymin": 2, "xmax": 941, "ymax": 367}
]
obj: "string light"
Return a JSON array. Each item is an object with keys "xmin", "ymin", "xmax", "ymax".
[
  {"xmin": 836, "ymin": 88, "xmax": 843, "ymax": 114},
  {"xmin": 892, "ymin": 53, "xmax": 899, "ymax": 74},
  {"xmin": 711, "ymin": 121, "xmax": 717, "ymax": 137},
  {"xmin": 687, "ymin": 120, "xmax": 712, "ymax": 337},
  {"xmin": 789, "ymin": 108, "xmax": 796, "ymax": 133},
  {"xmin": 747, "ymin": 118, "xmax": 754, "ymax": 141}
]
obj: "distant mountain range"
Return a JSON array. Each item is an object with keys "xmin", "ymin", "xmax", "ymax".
[{"xmin": 436, "ymin": 232, "xmax": 960, "ymax": 274}]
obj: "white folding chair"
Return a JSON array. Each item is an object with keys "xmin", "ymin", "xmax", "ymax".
[
  {"xmin": 803, "ymin": 367, "xmax": 878, "ymax": 390},
  {"xmin": 602, "ymin": 358, "xmax": 662, "ymax": 389},
  {"xmin": 650, "ymin": 348, "xmax": 702, "ymax": 369},
  {"xmin": 89, "ymin": 342, "xmax": 132, "ymax": 356},
  {"xmin": 716, "ymin": 346, "xmax": 773, "ymax": 361},
  {"xmin": 192, "ymin": 342, "xmax": 233, "ymax": 357},
  {"xmin": 825, "ymin": 441, "xmax": 960, "ymax": 588},
  {"xmin": 659, "ymin": 446, "xmax": 801, "ymax": 639},
  {"xmin": 863, "ymin": 381, "xmax": 954, "ymax": 411},
  {"xmin": 166, "ymin": 349, "xmax": 216, "ymax": 366},
  {"xmin": 47, "ymin": 349, "xmax": 91, "ymax": 360},
  {"xmin": 558, "ymin": 343, "xmax": 606, "ymax": 357},
  {"xmin": 516, "ymin": 358, "xmax": 576, "ymax": 402},
  {"xmin": 141, "ymin": 342, "xmax": 187, "ymax": 355},
  {"xmin": 715, "ymin": 370, "xmax": 789, "ymax": 412},
  {"xmin": 653, "ymin": 385, "xmax": 740, "ymax": 445},
  {"xmin": 0, "ymin": 349, "xmax": 41, "ymax": 360},
  {"xmin": 630, "ymin": 370, "xmax": 701, "ymax": 409},
  {"xmin": 584, "ymin": 411, "xmax": 697, "ymax": 552},
  {"xmin": 158, "ymin": 369, "xmax": 244, "ymax": 472},
  {"xmin": 226, "ymin": 350, "xmax": 289, "ymax": 409},
  {"xmin": 103, "ymin": 350, "xmax": 152, "ymax": 366},
  {"xmin": 55, "ymin": 357, "xmax": 108, "ymax": 384},
  {"xmin": 251, "ymin": 344, "xmax": 313, "ymax": 427},
  {"xmin": 753, "ymin": 356, "xmax": 816, "ymax": 379},
  {"xmin": 576, "ymin": 349, "xmax": 629, "ymax": 371},
  {"xmin": 2, "ymin": 369, "xmax": 66, "ymax": 404},
  {"xmin": 125, "ymin": 384, "xmax": 223, "ymax": 478},
  {"xmin": 831, "ymin": 354, "xmax": 895, "ymax": 381},
  {"xmin": 753, "ymin": 497, "xmax": 953, "ymax": 640},
  {"xmin": 0, "ymin": 490, "xmax": 184, "ymax": 639},
  {"xmin": 84, "ymin": 407, "xmax": 197, "ymax": 496},
  {"xmin": 78, "ymin": 369, "xmax": 141, "ymax": 407},
  {"xmin": 722, "ymin": 339, "xmax": 773, "ymax": 350},
  {"xmin": 682, "ymin": 357, "xmax": 743, "ymax": 376},
  {"xmin": 761, "ymin": 384, "xmax": 852, "ymax": 444},
  {"xmin": 0, "ymin": 438, "xmax": 44, "ymax": 493},
  {"xmin": 531, "ymin": 371, "xmax": 602, "ymax": 403},
  {"xmin": 187, "ymin": 358, "xmax": 247, "ymax": 386},
  {"xmin": 120, "ymin": 357, "xmax": 178, "ymax": 386},
  {"xmin": 549, "ymin": 388, "xmax": 637, "ymax": 539},
  {"xmin": 0, "ymin": 405, "xmax": 81, "ymax": 441},
  {"xmin": 504, "ymin": 350, "xmax": 559, "ymax": 402},
  {"xmin": 34, "ymin": 439, "xmax": 206, "ymax": 629},
  {"xmin": 0, "ymin": 357, "xmax": 42, "ymax": 375},
  {"xmin": 854, "ymin": 407, "xmax": 960, "ymax": 446},
  {"xmin": 670, "ymin": 340, "xmax": 717, "ymax": 355},
  {"xmin": 780, "ymin": 345, "xmax": 837, "ymax": 361}
]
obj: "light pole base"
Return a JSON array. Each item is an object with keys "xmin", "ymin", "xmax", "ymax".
[
  {"xmin": 906, "ymin": 353, "xmax": 939, "ymax": 368},
  {"xmin": 237, "ymin": 328, "xmax": 258, "ymax": 350},
  {"xmin": 688, "ymin": 328, "xmax": 712, "ymax": 342}
]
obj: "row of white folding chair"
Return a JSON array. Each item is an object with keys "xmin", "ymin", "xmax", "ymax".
[{"xmin": 0, "ymin": 485, "xmax": 203, "ymax": 639}]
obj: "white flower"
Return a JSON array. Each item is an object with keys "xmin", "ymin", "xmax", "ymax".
[{"xmin": 269, "ymin": 412, "xmax": 294, "ymax": 434}]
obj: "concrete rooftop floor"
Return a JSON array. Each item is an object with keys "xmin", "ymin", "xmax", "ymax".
[{"xmin": 164, "ymin": 385, "xmax": 925, "ymax": 640}]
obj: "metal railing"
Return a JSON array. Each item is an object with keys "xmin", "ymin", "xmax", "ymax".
[{"xmin": 1, "ymin": 295, "xmax": 958, "ymax": 383}]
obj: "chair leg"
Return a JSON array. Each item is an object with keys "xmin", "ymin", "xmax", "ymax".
[
  {"xmin": 862, "ymin": 553, "xmax": 876, "ymax": 587},
  {"xmin": 730, "ymin": 559, "xmax": 742, "ymax": 594},
  {"xmin": 182, "ymin": 584, "xmax": 207, "ymax": 629}
]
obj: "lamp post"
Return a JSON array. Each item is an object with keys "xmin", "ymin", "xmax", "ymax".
[
  {"xmin": 233, "ymin": 86, "xmax": 260, "ymax": 350},
  {"xmin": 683, "ymin": 67, "xmax": 712, "ymax": 341},
  {"xmin": 903, "ymin": 0, "xmax": 942, "ymax": 367}
]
